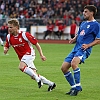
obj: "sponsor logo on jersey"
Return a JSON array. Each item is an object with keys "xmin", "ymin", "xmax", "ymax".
[
  {"xmin": 80, "ymin": 30, "xmax": 85, "ymax": 35},
  {"xmin": 13, "ymin": 43, "xmax": 25, "ymax": 47}
]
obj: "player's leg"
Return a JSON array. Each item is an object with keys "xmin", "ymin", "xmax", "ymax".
[
  {"xmin": 19, "ymin": 55, "xmax": 42, "ymax": 88},
  {"xmin": 38, "ymin": 74, "xmax": 56, "ymax": 91},
  {"xmin": 71, "ymin": 50, "xmax": 88, "ymax": 94},
  {"xmin": 70, "ymin": 50, "xmax": 88, "ymax": 96},
  {"xmin": 61, "ymin": 61, "xmax": 76, "ymax": 94},
  {"xmin": 70, "ymin": 57, "xmax": 82, "ymax": 96},
  {"xmin": 68, "ymin": 57, "xmax": 82, "ymax": 96},
  {"xmin": 31, "ymin": 66, "xmax": 56, "ymax": 91},
  {"xmin": 61, "ymin": 52, "xmax": 77, "ymax": 94}
]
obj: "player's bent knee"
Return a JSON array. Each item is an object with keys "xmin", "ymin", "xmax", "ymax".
[
  {"xmin": 71, "ymin": 62, "xmax": 77, "ymax": 70},
  {"xmin": 19, "ymin": 66, "xmax": 26, "ymax": 72},
  {"xmin": 61, "ymin": 66, "xmax": 63, "ymax": 71},
  {"xmin": 61, "ymin": 66, "xmax": 66, "ymax": 73}
]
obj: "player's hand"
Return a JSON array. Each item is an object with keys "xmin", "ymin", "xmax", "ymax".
[
  {"xmin": 4, "ymin": 47, "xmax": 9, "ymax": 54},
  {"xmin": 82, "ymin": 44, "xmax": 89, "ymax": 50},
  {"xmin": 69, "ymin": 38, "xmax": 76, "ymax": 44},
  {"xmin": 41, "ymin": 55, "xmax": 46, "ymax": 61}
]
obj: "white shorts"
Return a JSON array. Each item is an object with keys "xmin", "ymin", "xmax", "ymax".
[{"xmin": 21, "ymin": 53, "xmax": 37, "ymax": 70}]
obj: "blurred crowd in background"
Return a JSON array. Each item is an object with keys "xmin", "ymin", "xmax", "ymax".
[
  {"xmin": 0, "ymin": 0, "xmax": 100, "ymax": 44},
  {"xmin": 0, "ymin": 0, "xmax": 100, "ymax": 26}
]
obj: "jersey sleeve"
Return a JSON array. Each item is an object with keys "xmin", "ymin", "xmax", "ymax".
[
  {"xmin": 25, "ymin": 32, "xmax": 38, "ymax": 45},
  {"xmin": 95, "ymin": 23, "xmax": 100, "ymax": 39}
]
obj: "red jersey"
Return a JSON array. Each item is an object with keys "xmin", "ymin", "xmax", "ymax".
[
  {"xmin": 4, "ymin": 31, "xmax": 38, "ymax": 60},
  {"xmin": 1, "ymin": 25, "xmax": 8, "ymax": 33},
  {"xmin": 1, "ymin": 26, "xmax": 8, "ymax": 30},
  {"xmin": 70, "ymin": 23, "xmax": 77, "ymax": 34},
  {"xmin": 47, "ymin": 24, "xmax": 54, "ymax": 31},
  {"xmin": 58, "ymin": 24, "xmax": 66, "ymax": 31}
]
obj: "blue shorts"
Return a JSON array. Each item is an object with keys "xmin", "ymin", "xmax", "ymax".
[{"xmin": 64, "ymin": 49, "xmax": 90, "ymax": 64}]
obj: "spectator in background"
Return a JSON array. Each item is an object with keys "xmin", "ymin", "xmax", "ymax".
[
  {"xmin": 63, "ymin": 10, "xmax": 70, "ymax": 25},
  {"xmin": 0, "ymin": 26, "xmax": 4, "ymax": 46},
  {"xmin": 43, "ymin": 19, "xmax": 54, "ymax": 39},
  {"xmin": 0, "ymin": 38, "xmax": 4, "ymax": 46},
  {"xmin": 0, "ymin": 11, "xmax": 3, "ymax": 19},
  {"xmin": 78, "ymin": 11, "xmax": 84, "ymax": 21},
  {"xmin": 41, "ymin": 5, "xmax": 47, "ymax": 16},
  {"xmin": 70, "ymin": 20, "xmax": 77, "ymax": 39},
  {"xmin": 46, "ymin": 7, "xmax": 54, "ymax": 18},
  {"xmin": 75, "ymin": 14, "xmax": 81, "ymax": 26},
  {"xmin": 37, "ymin": 0, "xmax": 43, "ymax": 4},
  {"xmin": 0, "ymin": 22, "xmax": 8, "ymax": 45},
  {"xmin": 15, "ymin": 0, "xmax": 20, "ymax": 8},
  {"xmin": 54, "ymin": 19, "xmax": 66, "ymax": 39},
  {"xmin": 0, "ymin": 1, "xmax": 5, "ymax": 12},
  {"xmin": 23, "ymin": 0, "xmax": 30, "ymax": 9}
]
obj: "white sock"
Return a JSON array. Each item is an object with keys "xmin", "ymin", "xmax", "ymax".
[
  {"xmin": 23, "ymin": 67, "xmax": 40, "ymax": 82},
  {"xmin": 39, "ymin": 75, "xmax": 53, "ymax": 86}
]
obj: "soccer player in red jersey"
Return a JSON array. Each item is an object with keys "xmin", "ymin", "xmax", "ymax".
[{"xmin": 4, "ymin": 18, "xmax": 56, "ymax": 91}]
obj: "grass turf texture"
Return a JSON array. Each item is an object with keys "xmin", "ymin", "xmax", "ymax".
[{"xmin": 0, "ymin": 43, "xmax": 100, "ymax": 100}]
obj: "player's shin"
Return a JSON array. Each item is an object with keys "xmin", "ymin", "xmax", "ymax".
[
  {"xmin": 38, "ymin": 75, "xmax": 53, "ymax": 86},
  {"xmin": 64, "ymin": 71, "xmax": 76, "ymax": 88},
  {"xmin": 21, "ymin": 66, "xmax": 40, "ymax": 82},
  {"xmin": 74, "ymin": 68, "xmax": 82, "ymax": 90}
]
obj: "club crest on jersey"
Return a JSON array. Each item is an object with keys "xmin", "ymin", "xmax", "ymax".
[
  {"xmin": 80, "ymin": 30, "xmax": 85, "ymax": 35},
  {"xmin": 87, "ymin": 25, "xmax": 90, "ymax": 28},
  {"xmin": 19, "ymin": 38, "xmax": 22, "ymax": 42}
]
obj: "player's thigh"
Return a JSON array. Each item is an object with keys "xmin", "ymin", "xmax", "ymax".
[
  {"xmin": 71, "ymin": 57, "xmax": 80, "ymax": 69},
  {"xmin": 75, "ymin": 49, "xmax": 88, "ymax": 63},
  {"xmin": 19, "ymin": 61, "xmax": 27, "ymax": 69},
  {"xmin": 20, "ymin": 55, "xmax": 35, "ymax": 69}
]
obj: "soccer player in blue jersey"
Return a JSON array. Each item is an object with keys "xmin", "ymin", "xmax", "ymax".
[{"xmin": 61, "ymin": 5, "xmax": 100, "ymax": 96}]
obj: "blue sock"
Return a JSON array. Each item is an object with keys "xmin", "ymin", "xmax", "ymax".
[
  {"xmin": 64, "ymin": 71, "xmax": 75, "ymax": 88},
  {"xmin": 74, "ymin": 68, "xmax": 82, "ymax": 90}
]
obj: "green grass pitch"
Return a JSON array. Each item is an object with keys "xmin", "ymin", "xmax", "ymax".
[{"xmin": 0, "ymin": 43, "xmax": 100, "ymax": 100}]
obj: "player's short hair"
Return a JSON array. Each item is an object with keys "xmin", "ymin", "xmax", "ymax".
[
  {"xmin": 84, "ymin": 5, "xmax": 97, "ymax": 16},
  {"xmin": 7, "ymin": 18, "xmax": 20, "ymax": 29}
]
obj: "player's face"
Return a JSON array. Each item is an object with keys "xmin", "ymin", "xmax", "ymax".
[
  {"xmin": 83, "ymin": 9, "xmax": 93, "ymax": 20},
  {"xmin": 8, "ymin": 24, "xmax": 18, "ymax": 35}
]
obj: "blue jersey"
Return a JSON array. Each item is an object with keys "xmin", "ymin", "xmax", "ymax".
[
  {"xmin": 73, "ymin": 20, "xmax": 100, "ymax": 55},
  {"xmin": 65, "ymin": 20, "xmax": 100, "ymax": 63}
]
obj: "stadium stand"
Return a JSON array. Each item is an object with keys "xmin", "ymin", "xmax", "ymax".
[{"xmin": 0, "ymin": 0, "xmax": 100, "ymax": 40}]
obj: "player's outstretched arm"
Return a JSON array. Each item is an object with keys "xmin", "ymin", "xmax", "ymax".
[{"xmin": 35, "ymin": 43, "xmax": 46, "ymax": 61}]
